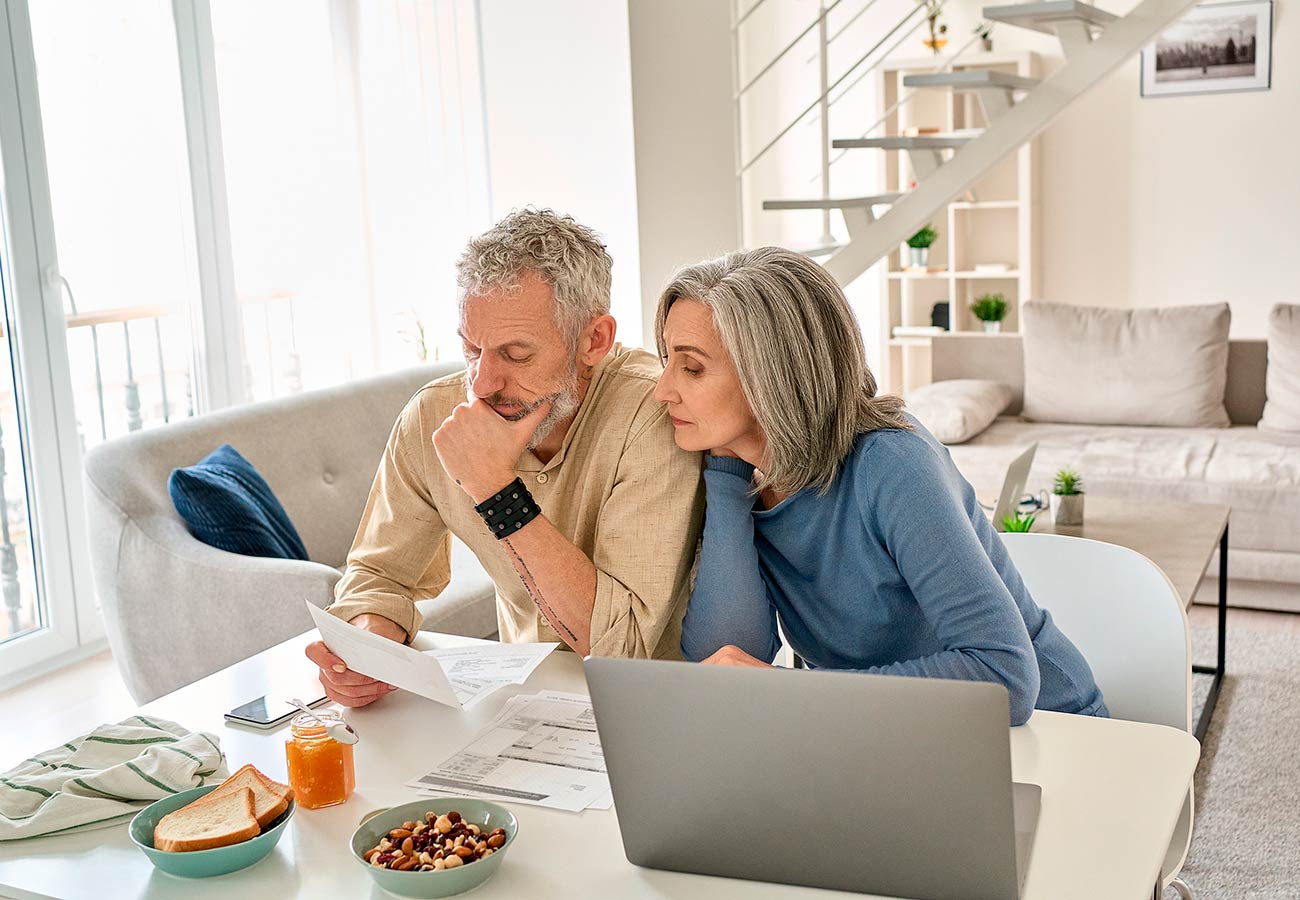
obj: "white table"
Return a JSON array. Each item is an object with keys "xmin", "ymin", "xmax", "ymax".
[{"xmin": 0, "ymin": 634, "xmax": 1199, "ymax": 900}]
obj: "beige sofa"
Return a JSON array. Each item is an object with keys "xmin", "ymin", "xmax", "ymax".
[
  {"xmin": 83, "ymin": 363, "xmax": 499, "ymax": 703},
  {"xmin": 926, "ymin": 333, "xmax": 1300, "ymax": 612}
]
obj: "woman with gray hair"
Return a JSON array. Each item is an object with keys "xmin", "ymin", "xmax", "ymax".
[{"xmin": 652, "ymin": 247, "xmax": 1106, "ymax": 725}]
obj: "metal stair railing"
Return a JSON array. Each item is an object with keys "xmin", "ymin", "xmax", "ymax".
[
  {"xmin": 731, "ymin": 0, "xmax": 956, "ymax": 245},
  {"xmin": 813, "ymin": 30, "xmax": 983, "ymax": 186},
  {"xmin": 818, "ymin": 0, "xmax": 1204, "ymax": 287}
]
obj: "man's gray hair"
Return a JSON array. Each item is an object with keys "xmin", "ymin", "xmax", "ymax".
[
  {"xmin": 655, "ymin": 247, "xmax": 910, "ymax": 497},
  {"xmin": 456, "ymin": 208, "xmax": 613, "ymax": 348}
]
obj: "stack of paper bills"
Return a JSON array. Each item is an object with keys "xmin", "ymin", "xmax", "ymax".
[{"xmin": 405, "ymin": 691, "xmax": 612, "ymax": 813}]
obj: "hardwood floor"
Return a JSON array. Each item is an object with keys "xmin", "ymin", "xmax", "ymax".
[{"xmin": 1, "ymin": 648, "xmax": 134, "ymax": 761}]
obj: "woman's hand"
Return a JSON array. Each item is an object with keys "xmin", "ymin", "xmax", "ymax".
[{"xmin": 699, "ymin": 644, "xmax": 772, "ymax": 668}]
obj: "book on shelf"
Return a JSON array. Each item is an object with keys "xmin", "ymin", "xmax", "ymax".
[{"xmin": 892, "ymin": 325, "xmax": 945, "ymax": 337}]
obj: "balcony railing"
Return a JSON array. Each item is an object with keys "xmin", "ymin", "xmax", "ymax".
[{"xmin": 0, "ymin": 289, "xmax": 303, "ymax": 638}]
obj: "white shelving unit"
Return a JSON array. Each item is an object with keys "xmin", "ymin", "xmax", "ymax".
[{"xmin": 874, "ymin": 50, "xmax": 1040, "ymax": 395}]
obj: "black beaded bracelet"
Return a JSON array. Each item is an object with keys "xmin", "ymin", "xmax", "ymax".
[{"xmin": 474, "ymin": 477, "xmax": 541, "ymax": 539}]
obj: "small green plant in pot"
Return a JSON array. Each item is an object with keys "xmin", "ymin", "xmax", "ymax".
[
  {"xmin": 971, "ymin": 293, "xmax": 1007, "ymax": 333},
  {"xmin": 907, "ymin": 225, "xmax": 938, "ymax": 268},
  {"xmin": 974, "ymin": 21, "xmax": 993, "ymax": 52},
  {"xmin": 1001, "ymin": 511, "xmax": 1036, "ymax": 533},
  {"xmin": 1051, "ymin": 467, "xmax": 1085, "ymax": 526}
]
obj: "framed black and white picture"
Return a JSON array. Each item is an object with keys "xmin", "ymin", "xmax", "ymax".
[{"xmin": 1140, "ymin": 0, "xmax": 1273, "ymax": 97}]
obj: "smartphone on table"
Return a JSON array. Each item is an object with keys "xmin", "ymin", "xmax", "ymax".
[{"xmin": 224, "ymin": 678, "xmax": 329, "ymax": 729}]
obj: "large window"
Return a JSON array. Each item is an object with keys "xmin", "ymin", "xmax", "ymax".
[
  {"xmin": 29, "ymin": 0, "xmax": 201, "ymax": 447},
  {"xmin": 0, "ymin": 0, "xmax": 489, "ymax": 680}
]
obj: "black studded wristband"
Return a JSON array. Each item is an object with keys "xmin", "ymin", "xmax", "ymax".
[{"xmin": 474, "ymin": 478, "xmax": 541, "ymax": 539}]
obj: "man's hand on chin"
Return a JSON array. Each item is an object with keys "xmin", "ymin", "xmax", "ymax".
[
  {"xmin": 304, "ymin": 613, "xmax": 405, "ymax": 707},
  {"xmin": 432, "ymin": 396, "xmax": 552, "ymax": 502}
]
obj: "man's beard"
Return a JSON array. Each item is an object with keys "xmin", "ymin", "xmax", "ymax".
[{"xmin": 471, "ymin": 364, "xmax": 582, "ymax": 450}]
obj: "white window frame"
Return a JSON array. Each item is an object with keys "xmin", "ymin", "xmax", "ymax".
[
  {"xmin": 171, "ymin": 0, "xmax": 246, "ymax": 413},
  {"xmin": 0, "ymin": 0, "xmax": 101, "ymax": 684},
  {"xmin": 0, "ymin": 0, "xmax": 254, "ymax": 685}
]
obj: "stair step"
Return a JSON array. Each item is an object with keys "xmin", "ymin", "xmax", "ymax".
[
  {"xmin": 832, "ymin": 134, "xmax": 979, "ymax": 151},
  {"xmin": 792, "ymin": 241, "xmax": 846, "ymax": 259},
  {"xmin": 762, "ymin": 193, "xmax": 902, "ymax": 211},
  {"xmin": 903, "ymin": 70, "xmax": 1039, "ymax": 91},
  {"xmin": 982, "ymin": 0, "xmax": 1118, "ymax": 34}
]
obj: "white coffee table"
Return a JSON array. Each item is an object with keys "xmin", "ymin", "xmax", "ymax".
[{"xmin": 0, "ymin": 633, "xmax": 1198, "ymax": 900}]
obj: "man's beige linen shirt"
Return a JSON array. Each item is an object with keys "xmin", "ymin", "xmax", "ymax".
[{"xmin": 327, "ymin": 344, "xmax": 705, "ymax": 659}]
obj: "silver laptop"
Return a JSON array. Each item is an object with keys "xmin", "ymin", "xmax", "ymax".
[
  {"xmin": 992, "ymin": 442, "xmax": 1038, "ymax": 531},
  {"xmin": 585, "ymin": 658, "xmax": 1041, "ymax": 900}
]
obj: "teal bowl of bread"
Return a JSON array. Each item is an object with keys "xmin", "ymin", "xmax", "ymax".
[
  {"xmin": 129, "ymin": 764, "xmax": 295, "ymax": 878},
  {"xmin": 351, "ymin": 798, "xmax": 518, "ymax": 898}
]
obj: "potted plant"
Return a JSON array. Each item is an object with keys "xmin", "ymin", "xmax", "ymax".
[
  {"xmin": 1001, "ymin": 511, "xmax": 1036, "ymax": 533},
  {"xmin": 918, "ymin": 0, "xmax": 948, "ymax": 53},
  {"xmin": 1051, "ymin": 467, "xmax": 1085, "ymax": 526},
  {"xmin": 970, "ymin": 293, "xmax": 1007, "ymax": 333},
  {"xmin": 907, "ymin": 225, "xmax": 938, "ymax": 268},
  {"xmin": 974, "ymin": 21, "xmax": 993, "ymax": 52}
]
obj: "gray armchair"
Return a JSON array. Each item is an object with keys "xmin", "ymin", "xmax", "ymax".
[{"xmin": 83, "ymin": 363, "xmax": 498, "ymax": 703}]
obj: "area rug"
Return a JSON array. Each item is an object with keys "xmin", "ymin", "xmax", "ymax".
[{"xmin": 1169, "ymin": 621, "xmax": 1300, "ymax": 898}]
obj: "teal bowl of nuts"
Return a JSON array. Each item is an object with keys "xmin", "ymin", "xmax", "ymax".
[{"xmin": 350, "ymin": 798, "xmax": 518, "ymax": 898}]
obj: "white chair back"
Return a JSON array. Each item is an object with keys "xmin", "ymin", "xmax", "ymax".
[
  {"xmin": 1000, "ymin": 533, "xmax": 1192, "ymax": 733},
  {"xmin": 1001, "ymin": 532, "xmax": 1196, "ymax": 889}
]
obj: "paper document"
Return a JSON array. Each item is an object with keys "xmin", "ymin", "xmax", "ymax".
[
  {"xmin": 307, "ymin": 602, "xmax": 556, "ymax": 710},
  {"xmin": 405, "ymin": 691, "xmax": 610, "ymax": 812},
  {"xmin": 425, "ymin": 642, "xmax": 555, "ymax": 685},
  {"xmin": 309, "ymin": 602, "xmax": 462, "ymax": 707},
  {"xmin": 448, "ymin": 676, "xmax": 510, "ymax": 711}
]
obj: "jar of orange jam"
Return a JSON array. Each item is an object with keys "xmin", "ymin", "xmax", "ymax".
[{"xmin": 284, "ymin": 713, "xmax": 355, "ymax": 809}]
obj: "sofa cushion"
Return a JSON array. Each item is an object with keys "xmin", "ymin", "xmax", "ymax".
[
  {"xmin": 905, "ymin": 379, "xmax": 1013, "ymax": 444},
  {"xmin": 168, "ymin": 444, "xmax": 309, "ymax": 560},
  {"xmin": 1022, "ymin": 302, "xmax": 1231, "ymax": 428},
  {"xmin": 1261, "ymin": 303, "xmax": 1300, "ymax": 434},
  {"xmin": 943, "ymin": 419, "xmax": 1300, "ymax": 557}
]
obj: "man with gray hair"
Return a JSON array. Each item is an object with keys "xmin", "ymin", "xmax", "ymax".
[{"xmin": 306, "ymin": 208, "xmax": 705, "ymax": 707}]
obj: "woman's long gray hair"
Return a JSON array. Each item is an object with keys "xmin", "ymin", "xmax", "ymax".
[{"xmin": 655, "ymin": 247, "xmax": 909, "ymax": 496}]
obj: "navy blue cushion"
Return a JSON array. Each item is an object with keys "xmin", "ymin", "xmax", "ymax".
[{"xmin": 168, "ymin": 444, "xmax": 309, "ymax": 560}]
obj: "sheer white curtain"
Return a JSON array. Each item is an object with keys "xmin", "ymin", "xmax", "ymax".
[
  {"xmin": 211, "ymin": 0, "xmax": 490, "ymax": 401},
  {"xmin": 348, "ymin": 0, "xmax": 492, "ymax": 366}
]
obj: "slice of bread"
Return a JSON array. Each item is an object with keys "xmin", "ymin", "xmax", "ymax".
[
  {"xmin": 196, "ymin": 764, "xmax": 293, "ymax": 828},
  {"xmin": 154, "ymin": 786, "xmax": 260, "ymax": 852}
]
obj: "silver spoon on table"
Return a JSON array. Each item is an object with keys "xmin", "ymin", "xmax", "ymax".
[{"xmin": 289, "ymin": 697, "xmax": 360, "ymax": 745}]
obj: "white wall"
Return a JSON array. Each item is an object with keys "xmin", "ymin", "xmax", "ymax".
[
  {"xmin": 948, "ymin": 0, "xmax": 1299, "ymax": 337},
  {"xmin": 627, "ymin": 0, "xmax": 741, "ymax": 343},
  {"xmin": 477, "ymin": 0, "xmax": 645, "ymax": 346},
  {"xmin": 478, "ymin": 0, "xmax": 746, "ymax": 350}
]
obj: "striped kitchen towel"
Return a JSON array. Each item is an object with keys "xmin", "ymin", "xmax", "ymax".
[{"xmin": 0, "ymin": 714, "xmax": 228, "ymax": 840}]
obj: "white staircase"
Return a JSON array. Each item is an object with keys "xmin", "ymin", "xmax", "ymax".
[
  {"xmin": 756, "ymin": 0, "xmax": 1201, "ymax": 289},
  {"xmin": 984, "ymin": 1, "xmax": 1119, "ymax": 57},
  {"xmin": 835, "ymin": 134, "xmax": 980, "ymax": 180}
]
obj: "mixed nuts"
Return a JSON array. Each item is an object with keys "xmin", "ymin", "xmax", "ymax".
[{"xmin": 364, "ymin": 810, "xmax": 508, "ymax": 872}]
